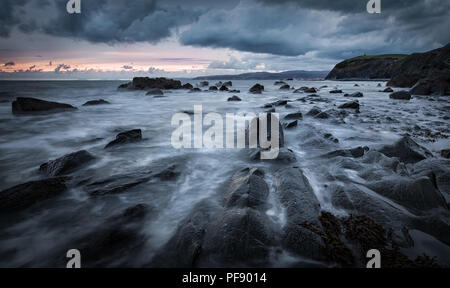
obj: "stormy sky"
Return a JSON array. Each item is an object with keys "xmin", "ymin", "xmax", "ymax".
[{"xmin": 0, "ymin": 0, "xmax": 449, "ymax": 79}]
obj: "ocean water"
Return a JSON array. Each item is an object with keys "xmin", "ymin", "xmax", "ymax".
[{"xmin": 0, "ymin": 80, "xmax": 449, "ymax": 267}]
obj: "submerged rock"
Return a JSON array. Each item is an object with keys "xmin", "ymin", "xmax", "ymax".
[
  {"xmin": 12, "ymin": 97, "xmax": 77, "ymax": 114},
  {"xmin": 284, "ymin": 112, "xmax": 303, "ymax": 120},
  {"xmin": 378, "ymin": 136, "xmax": 432, "ymax": 164},
  {"xmin": 105, "ymin": 129, "xmax": 142, "ymax": 149},
  {"xmin": 199, "ymin": 81, "xmax": 209, "ymax": 87},
  {"xmin": 322, "ymin": 146, "xmax": 368, "ymax": 158},
  {"xmin": 82, "ymin": 99, "xmax": 110, "ymax": 106},
  {"xmin": 146, "ymin": 88, "xmax": 164, "ymax": 96},
  {"xmin": 344, "ymin": 92, "xmax": 363, "ymax": 98},
  {"xmin": 389, "ymin": 91, "xmax": 411, "ymax": 100},
  {"xmin": 279, "ymin": 84, "xmax": 290, "ymax": 90},
  {"xmin": 39, "ymin": 150, "xmax": 96, "ymax": 176},
  {"xmin": 227, "ymin": 95, "xmax": 241, "ymax": 101},
  {"xmin": 0, "ymin": 177, "xmax": 68, "ymax": 213},
  {"xmin": 330, "ymin": 89, "xmax": 343, "ymax": 94}
]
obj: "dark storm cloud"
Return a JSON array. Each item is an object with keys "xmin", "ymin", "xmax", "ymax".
[
  {"xmin": 0, "ymin": 0, "xmax": 449, "ymax": 59},
  {"xmin": 0, "ymin": 0, "xmax": 27, "ymax": 37}
]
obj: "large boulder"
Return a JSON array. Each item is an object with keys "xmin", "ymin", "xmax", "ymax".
[
  {"xmin": 118, "ymin": 77, "xmax": 182, "ymax": 90},
  {"xmin": 12, "ymin": 97, "xmax": 77, "ymax": 114},
  {"xmin": 200, "ymin": 208, "xmax": 279, "ymax": 266},
  {"xmin": 338, "ymin": 101, "xmax": 360, "ymax": 109},
  {"xmin": 378, "ymin": 136, "xmax": 432, "ymax": 164},
  {"xmin": 367, "ymin": 176, "xmax": 448, "ymax": 212},
  {"xmin": 409, "ymin": 72, "xmax": 450, "ymax": 96},
  {"xmin": 227, "ymin": 95, "xmax": 241, "ymax": 102},
  {"xmin": 274, "ymin": 167, "xmax": 324, "ymax": 259},
  {"xmin": 39, "ymin": 150, "xmax": 96, "ymax": 176},
  {"xmin": 224, "ymin": 168, "xmax": 269, "ymax": 210},
  {"xmin": 249, "ymin": 84, "xmax": 264, "ymax": 94},
  {"xmin": 0, "ymin": 177, "xmax": 68, "ymax": 213},
  {"xmin": 105, "ymin": 129, "xmax": 142, "ymax": 149},
  {"xmin": 389, "ymin": 91, "xmax": 411, "ymax": 100}
]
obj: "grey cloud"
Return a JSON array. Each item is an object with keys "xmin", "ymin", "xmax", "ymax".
[
  {"xmin": 54, "ymin": 63, "xmax": 70, "ymax": 73},
  {"xmin": 122, "ymin": 65, "xmax": 133, "ymax": 70}
]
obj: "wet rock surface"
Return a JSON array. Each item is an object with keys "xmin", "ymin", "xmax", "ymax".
[
  {"xmin": 105, "ymin": 129, "xmax": 142, "ymax": 148},
  {"xmin": 12, "ymin": 97, "xmax": 77, "ymax": 114},
  {"xmin": 39, "ymin": 150, "xmax": 96, "ymax": 176}
]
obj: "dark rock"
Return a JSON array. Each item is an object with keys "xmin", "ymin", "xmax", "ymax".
[
  {"xmin": 354, "ymin": 84, "xmax": 360, "ymax": 87},
  {"xmin": 378, "ymin": 136, "xmax": 432, "ymax": 164},
  {"xmin": 69, "ymin": 204, "xmax": 149, "ymax": 267},
  {"xmin": 274, "ymin": 167, "xmax": 324, "ymax": 259},
  {"xmin": 219, "ymin": 85, "xmax": 229, "ymax": 91},
  {"xmin": 271, "ymin": 100, "xmax": 288, "ymax": 106},
  {"xmin": 82, "ymin": 99, "xmax": 110, "ymax": 106},
  {"xmin": 182, "ymin": 83, "xmax": 194, "ymax": 89},
  {"xmin": 227, "ymin": 95, "xmax": 241, "ymax": 102},
  {"xmin": 153, "ymin": 164, "xmax": 181, "ymax": 181},
  {"xmin": 274, "ymin": 81, "xmax": 287, "ymax": 86},
  {"xmin": 326, "ymin": 56, "xmax": 403, "ymax": 80},
  {"xmin": 145, "ymin": 88, "xmax": 164, "ymax": 96},
  {"xmin": 0, "ymin": 177, "xmax": 68, "ymax": 213},
  {"xmin": 189, "ymin": 88, "xmax": 202, "ymax": 92},
  {"xmin": 12, "ymin": 97, "xmax": 77, "ymax": 114},
  {"xmin": 387, "ymin": 43, "xmax": 450, "ymax": 88},
  {"xmin": 228, "ymin": 89, "xmax": 240, "ymax": 93},
  {"xmin": 389, "ymin": 91, "xmax": 411, "ymax": 100},
  {"xmin": 84, "ymin": 171, "xmax": 153, "ymax": 196},
  {"xmin": 304, "ymin": 87, "xmax": 318, "ymax": 93},
  {"xmin": 223, "ymin": 81, "xmax": 233, "ymax": 87},
  {"xmin": 382, "ymin": 87, "xmax": 394, "ymax": 92},
  {"xmin": 284, "ymin": 120, "xmax": 298, "ymax": 129},
  {"xmin": 215, "ymin": 81, "xmax": 223, "ymax": 87},
  {"xmin": 105, "ymin": 129, "xmax": 142, "ymax": 149},
  {"xmin": 410, "ymin": 72, "xmax": 450, "ymax": 96},
  {"xmin": 338, "ymin": 101, "xmax": 360, "ymax": 109},
  {"xmin": 345, "ymin": 92, "xmax": 363, "ymax": 98},
  {"xmin": 118, "ymin": 77, "xmax": 182, "ymax": 90},
  {"xmin": 151, "ymin": 200, "xmax": 216, "ymax": 267},
  {"xmin": 250, "ymin": 84, "xmax": 264, "ymax": 94},
  {"xmin": 315, "ymin": 111, "xmax": 329, "ymax": 119},
  {"xmin": 224, "ymin": 168, "xmax": 268, "ymax": 210},
  {"xmin": 306, "ymin": 107, "xmax": 322, "ymax": 117},
  {"xmin": 208, "ymin": 86, "xmax": 218, "ymax": 91},
  {"xmin": 39, "ymin": 150, "xmax": 95, "ymax": 176},
  {"xmin": 201, "ymin": 208, "xmax": 279, "ymax": 266},
  {"xmin": 441, "ymin": 149, "xmax": 450, "ymax": 159},
  {"xmin": 322, "ymin": 146, "xmax": 368, "ymax": 158},
  {"xmin": 367, "ymin": 176, "xmax": 447, "ymax": 211},
  {"xmin": 330, "ymin": 89, "xmax": 343, "ymax": 94},
  {"xmin": 284, "ymin": 112, "xmax": 303, "ymax": 120},
  {"xmin": 279, "ymin": 84, "xmax": 290, "ymax": 90},
  {"xmin": 199, "ymin": 81, "xmax": 209, "ymax": 87}
]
